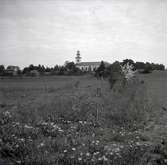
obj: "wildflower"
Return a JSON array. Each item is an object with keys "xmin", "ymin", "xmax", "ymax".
[
  {"xmin": 79, "ymin": 121, "xmax": 83, "ymax": 124},
  {"xmin": 136, "ymin": 136, "xmax": 140, "ymax": 139},
  {"xmin": 24, "ymin": 124, "xmax": 33, "ymax": 129},
  {"xmin": 93, "ymin": 151, "xmax": 99, "ymax": 155},
  {"xmin": 72, "ymin": 148, "xmax": 76, "ymax": 151},
  {"xmin": 16, "ymin": 161, "xmax": 21, "ymax": 164},
  {"xmin": 91, "ymin": 158, "xmax": 95, "ymax": 162},
  {"xmin": 120, "ymin": 145, "xmax": 124, "ymax": 149},
  {"xmin": 70, "ymin": 155, "xmax": 74, "ymax": 159},
  {"xmin": 78, "ymin": 157, "xmax": 82, "ymax": 161},
  {"xmin": 95, "ymin": 140, "xmax": 100, "ymax": 145},
  {"xmin": 136, "ymin": 142, "xmax": 140, "ymax": 146},
  {"xmin": 19, "ymin": 138, "xmax": 25, "ymax": 142},
  {"xmin": 4, "ymin": 111, "xmax": 11, "ymax": 116},
  {"xmin": 58, "ymin": 128, "xmax": 64, "ymax": 132},
  {"xmin": 52, "ymin": 124, "xmax": 59, "ymax": 129},
  {"xmin": 116, "ymin": 152, "xmax": 121, "ymax": 156},
  {"xmin": 92, "ymin": 140, "xmax": 95, "ymax": 144},
  {"xmin": 38, "ymin": 142, "xmax": 45, "ymax": 147},
  {"xmin": 102, "ymin": 155, "xmax": 108, "ymax": 161},
  {"xmin": 15, "ymin": 144, "xmax": 19, "ymax": 148},
  {"xmin": 121, "ymin": 62, "xmax": 135, "ymax": 80},
  {"xmin": 12, "ymin": 122, "xmax": 20, "ymax": 126},
  {"xmin": 64, "ymin": 150, "xmax": 67, "ymax": 153},
  {"xmin": 86, "ymin": 152, "xmax": 90, "ymax": 157},
  {"xmin": 92, "ymin": 133, "xmax": 95, "ymax": 137},
  {"xmin": 41, "ymin": 121, "xmax": 48, "ymax": 126},
  {"xmin": 71, "ymin": 125, "xmax": 77, "ymax": 129},
  {"xmin": 110, "ymin": 152, "xmax": 113, "ymax": 155},
  {"xmin": 115, "ymin": 147, "xmax": 120, "ymax": 152}
]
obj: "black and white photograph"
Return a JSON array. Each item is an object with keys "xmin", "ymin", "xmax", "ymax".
[{"xmin": 0, "ymin": 0, "xmax": 167, "ymax": 164}]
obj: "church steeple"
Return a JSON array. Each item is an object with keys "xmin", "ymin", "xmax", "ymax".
[{"xmin": 75, "ymin": 50, "xmax": 81, "ymax": 63}]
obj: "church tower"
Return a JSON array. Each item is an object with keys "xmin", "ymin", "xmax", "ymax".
[{"xmin": 75, "ymin": 50, "xmax": 81, "ymax": 64}]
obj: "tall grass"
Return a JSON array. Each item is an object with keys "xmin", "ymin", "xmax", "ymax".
[{"xmin": 0, "ymin": 76, "xmax": 153, "ymax": 164}]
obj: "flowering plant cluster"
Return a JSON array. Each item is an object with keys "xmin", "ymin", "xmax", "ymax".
[
  {"xmin": 121, "ymin": 62, "xmax": 136, "ymax": 81},
  {"xmin": 0, "ymin": 110, "xmax": 151, "ymax": 165}
]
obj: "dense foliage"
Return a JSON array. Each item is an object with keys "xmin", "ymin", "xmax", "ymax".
[{"xmin": 0, "ymin": 59, "xmax": 165, "ymax": 77}]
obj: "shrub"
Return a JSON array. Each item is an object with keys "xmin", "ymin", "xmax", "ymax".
[{"xmin": 108, "ymin": 61, "xmax": 124, "ymax": 89}]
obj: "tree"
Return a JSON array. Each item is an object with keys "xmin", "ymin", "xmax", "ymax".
[
  {"xmin": 122, "ymin": 59, "xmax": 135, "ymax": 67},
  {"xmin": 65, "ymin": 61, "xmax": 80, "ymax": 74},
  {"xmin": 0, "ymin": 65, "xmax": 5, "ymax": 75},
  {"xmin": 108, "ymin": 61, "xmax": 124, "ymax": 89},
  {"xmin": 29, "ymin": 64, "xmax": 35, "ymax": 71},
  {"xmin": 65, "ymin": 62, "xmax": 76, "ymax": 71},
  {"xmin": 95, "ymin": 61, "xmax": 106, "ymax": 79}
]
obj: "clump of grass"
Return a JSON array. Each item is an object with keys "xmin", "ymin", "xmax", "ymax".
[{"xmin": 103, "ymin": 77, "xmax": 151, "ymax": 130}]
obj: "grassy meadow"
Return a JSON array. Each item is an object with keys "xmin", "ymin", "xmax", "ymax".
[{"xmin": 0, "ymin": 72, "xmax": 167, "ymax": 165}]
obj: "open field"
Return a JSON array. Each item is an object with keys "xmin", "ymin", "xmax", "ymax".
[
  {"xmin": 0, "ymin": 72, "xmax": 167, "ymax": 165},
  {"xmin": 139, "ymin": 71, "xmax": 167, "ymax": 107}
]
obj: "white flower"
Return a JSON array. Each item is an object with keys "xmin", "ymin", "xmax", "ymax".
[
  {"xmin": 115, "ymin": 147, "xmax": 120, "ymax": 152},
  {"xmin": 91, "ymin": 158, "xmax": 95, "ymax": 162},
  {"xmin": 64, "ymin": 150, "xmax": 67, "ymax": 153},
  {"xmin": 78, "ymin": 157, "xmax": 82, "ymax": 161},
  {"xmin": 58, "ymin": 128, "xmax": 64, "ymax": 132},
  {"xmin": 86, "ymin": 152, "xmax": 90, "ymax": 156},
  {"xmin": 19, "ymin": 138, "xmax": 25, "ymax": 142},
  {"xmin": 72, "ymin": 148, "xmax": 76, "ymax": 151},
  {"xmin": 70, "ymin": 155, "xmax": 74, "ymax": 159},
  {"xmin": 16, "ymin": 161, "xmax": 21, "ymax": 164},
  {"xmin": 121, "ymin": 62, "xmax": 135, "ymax": 80},
  {"xmin": 15, "ymin": 144, "xmax": 19, "ymax": 148},
  {"xmin": 83, "ymin": 121, "xmax": 87, "ymax": 124},
  {"xmin": 4, "ymin": 111, "xmax": 12, "ymax": 118},
  {"xmin": 93, "ymin": 151, "xmax": 99, "ymax": 155},
  {"xmin": 136, "ymin": 142, "xmax": 140, "ymax": 146},
  {"xmin": 102, "ymin": 155, "xmax": 108, "ymax": 161},
  {"xmin": 41, "ymin": 122, "xmax": 48, "ymax": 125},
  {"xmin": 38, "ymin": 142, "xmax": 44, "ymax": 147},
  {"xmin": 24, "ymin": 124, "xmax": 33, "ymax": 129}
]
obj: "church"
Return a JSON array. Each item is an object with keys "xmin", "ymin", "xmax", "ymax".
[{"xmin": 75, "ymin": 51, "xmax": 110, "ymax": 72}]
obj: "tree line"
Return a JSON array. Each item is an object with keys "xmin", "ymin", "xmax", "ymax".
[
  {"xmin": 0, "ymin": 59, "xmax": 165, "ymax": 77},
  {"xmin": 0, "ymin": 62, "xmax": 82, "ymax": 76}
]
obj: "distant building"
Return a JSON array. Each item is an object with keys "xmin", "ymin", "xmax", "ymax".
[
  {"xmin": 6, "ymin": 65, "xmax": 20, "ymax": 76},
  {"xmin": 75, "ymin": 51, "xmax": 110, "ymax": 71}
]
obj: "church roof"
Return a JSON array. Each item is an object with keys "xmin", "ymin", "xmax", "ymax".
[{"xmin": 76, "ymin": 61, "xmax": 110, "ymax": 66}]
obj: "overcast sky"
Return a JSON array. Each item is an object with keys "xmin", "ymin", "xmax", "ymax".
[{"xmin": 0, "ymin": 0, "xmax": 167, "ymax": 68}]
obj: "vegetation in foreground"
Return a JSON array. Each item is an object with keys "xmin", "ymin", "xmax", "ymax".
[{"xmin": 0, "ymin": 70, "xmax": 167, "ymax": 165}]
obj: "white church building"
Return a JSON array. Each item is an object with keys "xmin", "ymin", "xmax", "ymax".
[{"xmin": 75, "ymin": 50, "xmax": 110, "ymax": 71}]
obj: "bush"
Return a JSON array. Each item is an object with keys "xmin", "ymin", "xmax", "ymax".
[{"xmin": 108, "ymin": 62, "xmax": 124, "ymax": 89}]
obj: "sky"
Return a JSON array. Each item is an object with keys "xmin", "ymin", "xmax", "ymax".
[{"xmin": 0, "ymin": 0, "xmax": 167, "ymax": 68}]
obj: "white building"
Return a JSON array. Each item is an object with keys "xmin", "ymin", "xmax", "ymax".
[{"xmin": 75, "ymin": 51, "xmax": 110, "ymax": 71}]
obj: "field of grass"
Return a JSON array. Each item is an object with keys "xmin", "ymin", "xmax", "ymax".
[
  {"xmin": 0, "ymin": 72, "xmax": 167, "ymax": 165},
  {"xmin": 139, "ymin": 71, "xmax": 167, "ymax": 107}
]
